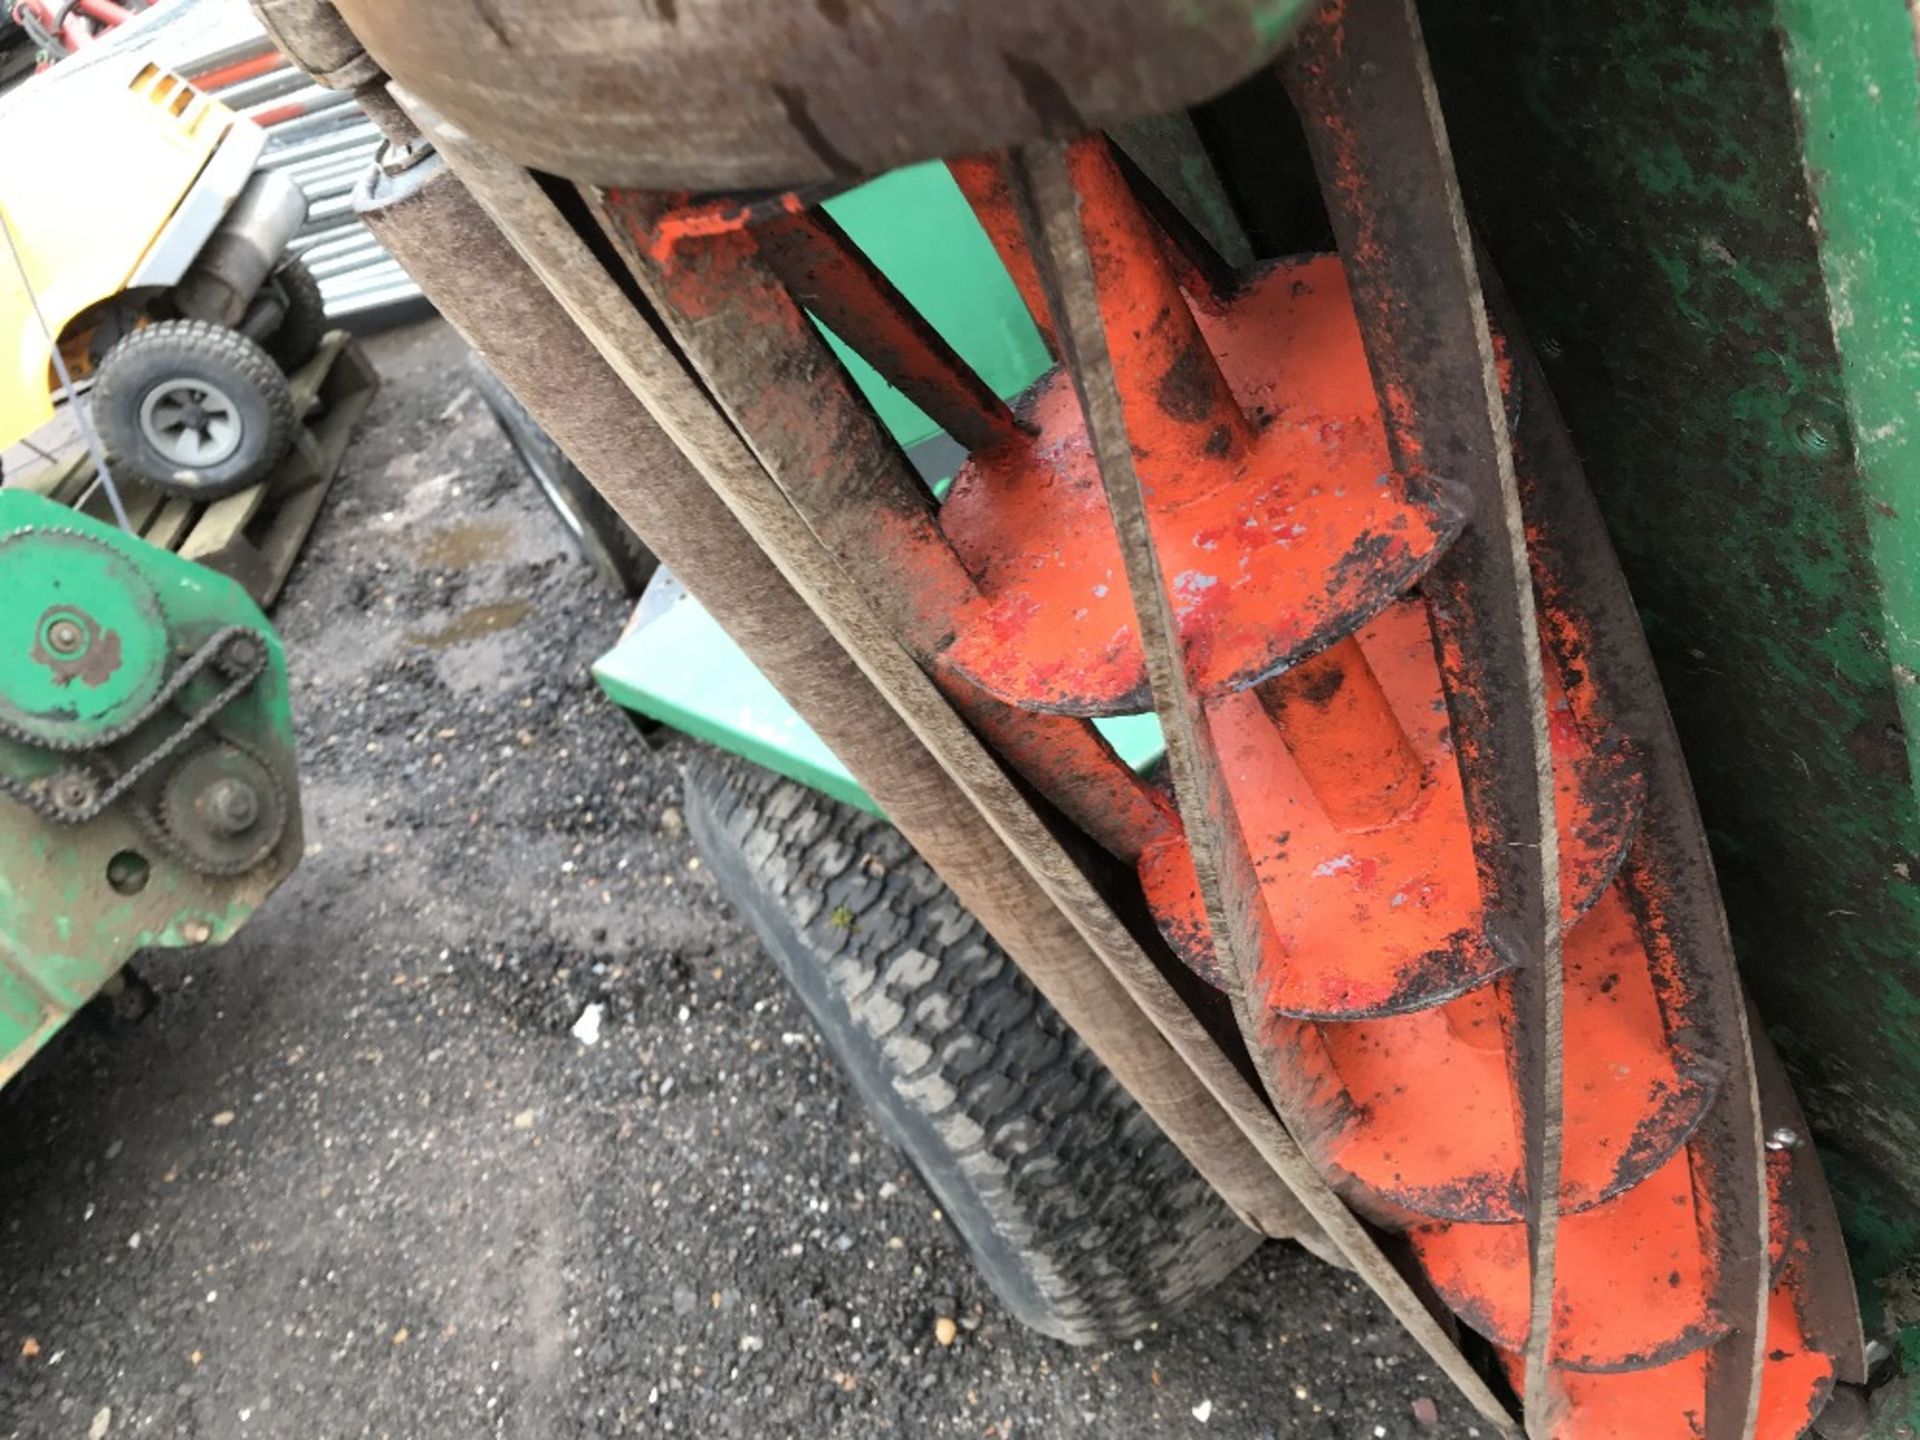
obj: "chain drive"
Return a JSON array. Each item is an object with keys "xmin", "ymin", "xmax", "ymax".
[{"xmin": 0, "ymin": 624, "xmax": 269, "ymax": 827}]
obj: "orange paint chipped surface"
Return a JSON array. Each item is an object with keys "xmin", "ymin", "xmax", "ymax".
[
  {"xmin": 941, "ymin": 257, "xmax": 1459, "ymax": 715},
  {"xmin": 1503, "ymin": 1270, "xmax": 1833, "ymax": 1439},
  {"xmin": 634, "ymin": 189, "xmax": 810, "ymax": 264},
  {"xmin": 786, "ymin": 121, "xmax": 1861, "ymax": 1437},
  {"xmin": 1256, "ymin": 636, "xmax": 1426, "ymax": 830},
  {"xmin": 1412, "ymin": 1148, "xmax": 1720, "ymax": 1369},
  {"xmin": 1137, "ymin": 600, "xmax": 1641, "ymax": 1014},
  {"xmin": 1754, "ymin": 1277, "xmax": 1838, "ymax": 1440},
  {"xmin": 1286, "ymin": 885, "xmax": 1716, "ymax": 1221},
  {"xmin": 1768, "ymin": 1147, "xmax": 1797, "ymax": 1278}
]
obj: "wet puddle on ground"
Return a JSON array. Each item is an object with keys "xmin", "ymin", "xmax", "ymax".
[
  {"xmin": 404, "ymin": 599, "xmax": 534, "ymax": 649},
  {"xmin": 413, "ymin": 520, "xmax": 512, "ymax": 569}
]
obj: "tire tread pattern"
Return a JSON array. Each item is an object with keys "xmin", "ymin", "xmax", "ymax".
[{"xmin": 684, "ymin": 751, "xmax": 1260, "ymax": 1345}]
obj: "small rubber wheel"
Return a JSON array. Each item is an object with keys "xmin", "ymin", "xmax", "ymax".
[
  {"xmin": 685, "ymin": 751, "xmax": 1263, "ymax": 1344},
  {"xmin": 93, "ymin": 320, "xmax": 295, "ymax": 500},
  {"xmin": 469, "ymin": 355, "xmax": 658, "ymax": 597},
  {"xmin": 263, "ymin": 257, "xmax": 328, "ymax": 371}
]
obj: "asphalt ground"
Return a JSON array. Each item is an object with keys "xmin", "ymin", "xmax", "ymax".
[{"xmin": 0, "ymin": 316, "xmax": 1477, "ymax": 1439}]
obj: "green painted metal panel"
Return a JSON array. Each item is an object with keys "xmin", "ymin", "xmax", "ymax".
[
  {"xmin": 1421, "ymin": 0, "xmax": 1920, "ymax": 1334},
  {"xmin": 596, "ymin": 595, "xmax": 884, "ymax": 818},
  {"xmin": 0, "ymin": 490, "xmax": 299, "ymax": 1086},
  {"xmin": 816, "ymin": 162, "xmax": 1052, "ymax": 453},
  {"xmin": 1780, "ymin": 5, "xmax": 1920, "ymax": 1415},
  {"xmin": 0, "ymin": 537, "xmax": 169, "ymax": 741},
  {"xmin": 593, "ymin": 591, "xmax": 1165, "ymax": 818},
  {"xmin": 1775, "ymin": 0, "xmax": 1920, "ymax": 783}
]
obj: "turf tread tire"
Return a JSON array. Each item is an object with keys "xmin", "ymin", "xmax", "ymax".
[
  {"xmin": 93, "ymin": 319, "xmax": 295, "ymax": 500},
  {"xmin": 684, "ymin": 751, "xmax": 1261, "ymax": 1345}
]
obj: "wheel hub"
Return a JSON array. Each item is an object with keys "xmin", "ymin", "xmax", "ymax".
[{"xmin": 138, "ymin": 378, "xmax": 243, "ymax": 468}]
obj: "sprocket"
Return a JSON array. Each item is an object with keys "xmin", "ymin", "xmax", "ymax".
[{"xmin": 151, "ymin": 739, "xmax": 289, "ymax": 877}]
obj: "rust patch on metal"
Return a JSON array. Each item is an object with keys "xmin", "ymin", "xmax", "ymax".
[
  {"xmin": 1155, "ymin": 335, "xmax": 1229, "ymax": 424},
  {"xmin": 753, "ymin": 208, "xmax": 1027, "ymax": 457},
  {"xmin": 30, "ymin": 606, "xmax": 121, "ymax": 690}
]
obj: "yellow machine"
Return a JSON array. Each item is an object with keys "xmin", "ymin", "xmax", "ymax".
[{"xmin": 0, "ymin": 49, "xmax": 322, "ymax": 498}]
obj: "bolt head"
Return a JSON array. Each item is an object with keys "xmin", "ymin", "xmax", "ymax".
[
  {"xmin": 1795, "ymin": 420, "xmax": 1835, "ymax": 456},
  {"xmin": 180, "ymin": 920, "xmax": 213, "ymax": 945},
  {"xmin": 198, "ymin": 776, "xmax": 261, "ymax": 835},
  {"xmin": 45, "ymin": 618, "xmax": 86, "ymax": 655},
  {"xmin": 1766, "ymin": 1126, "xmax": 1801, "ymax": 1151}
]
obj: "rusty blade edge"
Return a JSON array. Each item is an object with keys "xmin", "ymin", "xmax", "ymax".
[
  {"xmin": 1006, "ymin": 134, "xmax": 1523, "ymax": 1440},
  {"xmin": 1749, "ymin": 1000, "xmax": 1868, "ymax": 1383},
  {"xmin": 752, "ymin": 206, "xmax": 1026, "ymax": 457},
  {"xmin": 1280, "ymin": 0, "xmax": 1564, "ymax": 1424},
  {"xmin": 1491, "ymin": 268, "xmax": 1773, "ymax": 1439},
  {"xmin": 597, "ymin": 185, "xmax": 1173, "ymax": 869}
]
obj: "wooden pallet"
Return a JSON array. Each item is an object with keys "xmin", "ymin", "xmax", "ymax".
[{"xmin": 11, "ymin": 330, "xmax": 377, "ymax": 609}]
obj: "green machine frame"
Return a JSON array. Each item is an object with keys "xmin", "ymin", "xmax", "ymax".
[{"xmin": 0, "ymin": 489, "xmax": 302, "ymax": 1087}]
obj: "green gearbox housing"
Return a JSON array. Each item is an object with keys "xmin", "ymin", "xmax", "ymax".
[{"xmin": 0, "ymin": 488, "xmax": 301, "ymax": 1086}]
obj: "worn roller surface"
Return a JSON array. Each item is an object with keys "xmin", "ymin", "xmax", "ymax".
[{"xmin": 327, "ymin": 0, "xmax": 1319, "ymax": 190}]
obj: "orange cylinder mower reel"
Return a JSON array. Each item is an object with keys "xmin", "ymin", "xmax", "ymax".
[
  {"xmin": 591, "ymin": 45, "xmax": 1859, "ymax": 1430},
  {"xmin": 925, "ymin": 133, "xmax": 1858, "ymax": 1437}
]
